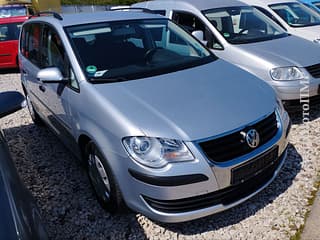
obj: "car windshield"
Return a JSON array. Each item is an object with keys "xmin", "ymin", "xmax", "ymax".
[
  {"xmin": 313, "ymin": 2, "xmax": 320, "ymax": 10},
  {"xmin": 203, "ymin": 6, "xmax": 288, "ymax": 44},
  {"xmin": 0, "ymin": 6, "xmax": 26, "ymax": 18},
  {"xmin": 303, "ymin": 3, "xmax": 320, "ymax": 13},
  {"xmin": 270, "ymin": 2, "xmax": 320, "ymax": 27},
  {"xmin": 65, "ymin": 19, "xmax": 215, "ymax": 82},
  {"xmin": 0, "ymin": 22, "xmax": 23, "ymax": 41}
]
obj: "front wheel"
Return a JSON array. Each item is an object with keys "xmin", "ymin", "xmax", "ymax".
[{"xmin": 85, "ymin": 141, "xmax": 126, "ymax": 213}]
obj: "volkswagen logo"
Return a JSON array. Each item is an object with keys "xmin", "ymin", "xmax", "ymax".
[{"xmin": 245, "ymin": 129, "xmax": 260, "ymax": 148}]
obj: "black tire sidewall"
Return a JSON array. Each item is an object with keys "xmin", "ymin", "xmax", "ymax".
[{"xmin": 85, "ymin": 141, "xmax": 124, "ymax": 213}]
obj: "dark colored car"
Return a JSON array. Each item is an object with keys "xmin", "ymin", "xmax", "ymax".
[
  {"xmin": 0, "ymin": 91, "xmax": 48, "ymax": 240},
  {"xmin": 0, "ymin": 16, "xmax": 28, "ymax": 69}
]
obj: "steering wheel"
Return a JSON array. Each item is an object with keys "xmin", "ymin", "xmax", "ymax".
[{"xmin": 144, "ymin": 47, "xmax": 162, "ymax": 64}]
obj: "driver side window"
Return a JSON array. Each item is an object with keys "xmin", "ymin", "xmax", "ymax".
[
  {"xmin": 172, "ymin": 11, "xmax": 223, "ymax": 50},
  {"xmin": 41, "ymin": 25, "xmax": 79, "ymax": 90},
  {"xmin": 41, "ymin": 26, "xmax": 66, "ymax": 75}
]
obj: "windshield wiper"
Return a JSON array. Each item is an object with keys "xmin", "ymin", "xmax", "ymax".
[{"xmin": 89, "ymin": 77, "xmax": 128, "ymax": 83}]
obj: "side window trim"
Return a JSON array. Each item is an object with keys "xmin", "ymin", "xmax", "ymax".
[
  {"xmin": 153, "ymin": 10, "xmax": 166, "ymax": 16},
  {"xmin": 254, "ymin": 6, "xmax": 287, "ymax": 31}
]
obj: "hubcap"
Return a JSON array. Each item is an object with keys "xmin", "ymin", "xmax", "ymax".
[{"xmin": 88, "ymin": 153, "xmax": 111, "ymax": 201}]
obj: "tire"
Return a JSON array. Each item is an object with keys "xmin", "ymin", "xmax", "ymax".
[
  {"xmin": 85, "ymin": 141, "xmax": 126, "ymax": 213},
  {"xmin": 25, "ymin": 92, "xmax": 43, "ymax": 125}
]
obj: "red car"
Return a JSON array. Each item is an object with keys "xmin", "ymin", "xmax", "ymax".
[{"xmin": 0, "ymin": 16, "xmax": 28, "ymax": 69}]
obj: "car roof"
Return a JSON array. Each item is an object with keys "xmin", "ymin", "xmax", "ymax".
[
  {"xmin": 146, "ymin": 0, "xmax": 248, "ymax": 10},
  {"xmin": 0, "ymin": 16, "xmax": 28, "ymax": 24},
  {"xmin": 242, "ymin": 0, "xmax": 300, "ymax": 5},
  {"xmin": 27, "ymin": 11, "xmax": 165, "ymax": 27}
]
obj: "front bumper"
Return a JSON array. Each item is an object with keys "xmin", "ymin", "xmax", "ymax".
[
  {"xmin": 271, "ymin": 77, "xmax": 320, "ymax": 101},
  {"xmin": 141, "ymin": 149, "xmax": 287, "ymax": 222},
  {"xmin": 120, "ymin": 111, "xmax": 290, "ymax": 223}
]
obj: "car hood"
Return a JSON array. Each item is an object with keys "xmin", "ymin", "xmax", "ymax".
[
  {"xmin": 93, "ymin": 60, "xmax": 276, "ymax": 141},
  {"xmin": 291, "ymin": 24, "xmax": 320, "ymax": 42},
  {"xmin": 236, "ymin": 35, "xmax": 320, "ymax": 67}
]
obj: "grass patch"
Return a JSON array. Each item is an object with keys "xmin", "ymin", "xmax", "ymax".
[{"xmin": 290, "ymin": 174, "xmax": 320, "ymax": 240}]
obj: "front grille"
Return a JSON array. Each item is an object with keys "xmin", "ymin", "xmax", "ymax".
[
  {"xmin": 231, "ymin": 146, "xmax": 278, "ymax": 185},
  {"xmin": 199, "ymin": 112, "xmax": 278, "ymax": 163},
  {"xmin": 305, "ymin": 63, "xmax": 320, "ymax": 78},
  {"xmin": 143, "ymin": 149, "xmax": 284, "ymax": 214}
]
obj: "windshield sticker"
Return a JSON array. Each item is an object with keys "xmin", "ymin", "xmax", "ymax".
[
  {"xmin": 86, "ymin": 65, "xmax": 97, "ymax": 75},
  {"xmin": 223, "ymin": 33, "xmax": 230, "ymax": 38},
  {"xmin": 94, "ymin": 70, "xmax": 108, "ymax": 78}
]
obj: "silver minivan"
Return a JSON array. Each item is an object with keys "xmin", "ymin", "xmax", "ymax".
[
  {"xmin": 19, "ymin": 11, "xmax": 290, "ymax": 222},
  {"xmin": 134, "ymin": 0, "xmax": 320, "ymax": 106}
]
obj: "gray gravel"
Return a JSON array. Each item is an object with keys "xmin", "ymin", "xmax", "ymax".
[{"xmin": 0, "ymin": 72, "xmax": 319, "ymax": 240}]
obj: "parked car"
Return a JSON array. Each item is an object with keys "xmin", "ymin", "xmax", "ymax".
[
  {"xmin": 19, "ymin": 10, "xmax": 291, "ymax": 223},
  {"xmin": 134, "ymin": 0, "xmax": 320, "ymax": 107},
  {"xmin": 299, "ymin": 0, "xmax": 320, "ymax": 12},
  {"xmin": 0, "ymin": 4, "xmax": 35, "ymax": 18},
  {"xmin": 239, "ymin": 0, "xmax": 320, "ymax": 44},
  {"xmin": 0, "ymin": 16, "xmax": 28, "ymax": 69},
  {"xmin": 0, "ymin": 91, "xmax": 48, "ymax": 240}
]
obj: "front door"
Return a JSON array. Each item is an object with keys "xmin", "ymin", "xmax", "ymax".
[{"xmin": 38, "ymin": 24, "xmax": 76, "ymax": 146}]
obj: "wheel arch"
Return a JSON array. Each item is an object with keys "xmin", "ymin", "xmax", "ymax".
[{"xmin": 78, "ymin": 134, "xmax": 92, "ymax": 160}]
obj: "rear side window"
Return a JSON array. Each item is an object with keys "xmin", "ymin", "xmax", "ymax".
[
  {"xmin": 20, "ymin": 23, "xmax": 41, "ymax": 67},
  {"xmin": 0, "ymin": 22, "xmax": 22, "ymax": 41}
]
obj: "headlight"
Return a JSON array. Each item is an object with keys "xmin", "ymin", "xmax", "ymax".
[
  {"xmin": 270, "ymin": 67, "xmax": 305, "ymax": 81},
  {"xmin": 123, "ymin": 137, "xmax": 194, "ymax": 168},
  {"xmin": 276, "ymin": 98, "xmax": 289, "ymax": 128}
]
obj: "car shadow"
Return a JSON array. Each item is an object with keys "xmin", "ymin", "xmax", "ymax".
[
  {"xmin": 287, "ymin": 102, "xmax": 320, "ymax": 124},
  {"xmin": 147, "ymin": 143, "xmax": 302, "ymax": 235},
  {"xmin": 0, "ymin": 68, "xmax": 20, "ymax": 74},
  {"xmin": 2, "ymin": 122, "xmax": 147, "ymax": 240}
]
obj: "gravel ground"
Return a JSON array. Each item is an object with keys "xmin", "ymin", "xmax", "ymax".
[{"xmin": 0, "ymin": 72, "xmax": 319, "ymax": 240}]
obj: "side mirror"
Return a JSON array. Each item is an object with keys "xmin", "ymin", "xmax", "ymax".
[
  {"xmin": 0, "ymin": 91, "xmax": 26, "ymax": 119},
  {"xmin": 37, "ymin": 67, "xmax": 67, "ymax": 84},
  {"xmin": 192, "ymin": 30, "xmax": 208, "ymax": 46}
]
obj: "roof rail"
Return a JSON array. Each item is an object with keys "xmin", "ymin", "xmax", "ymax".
[
  {"xmin": 108, "ymin": 7, "xmax": 156, "ymax": 14},
  {"xmin": 36, "ymin": 11, "xmax": 63, "ymax": 20}
]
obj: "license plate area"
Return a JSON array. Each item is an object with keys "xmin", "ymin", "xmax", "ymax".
[{"xmin": 231, "ymin": 146, "xmax": 279, "ymax": 185}]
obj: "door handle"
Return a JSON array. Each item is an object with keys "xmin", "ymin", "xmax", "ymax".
[
  {"xmin": 39, "ymin": 85, "xmax": 46, "ymax": 92},
  {"xmin": 22, "ymin": 70, "xmax": 28, "ymax": 77}
]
